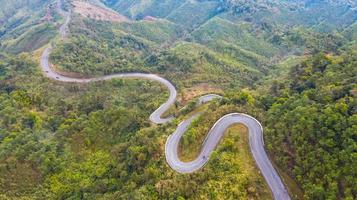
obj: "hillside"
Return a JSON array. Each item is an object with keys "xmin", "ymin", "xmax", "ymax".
[
  {"xmin": 0, "ymin": 0, "xmax": 59, "ymax": 53},
  {"xmin": 72, "ymin": 0, "xmax": 129, "ymax": 22},
  {"xmin": 264, "ymin": 49, "xmax": 357, "ymax": 200},
  {"xmin": 100, "ymin": 0, "xmax": 357, "ymax": 30},
  {"xmin": 0, "ymin": 0, "xmax": 356, "ymax": 199}
]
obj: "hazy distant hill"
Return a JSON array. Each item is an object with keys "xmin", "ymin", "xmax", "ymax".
[
  {"xmin": 100, "ymin": 0, "xmax": 357, "ymax": 30},
  {"xmin": 0, "ymin": 1, "xmax": 356, "ymax": 200},
  {"xmin": 1, "ymin": 0, "xmax": 355, "ymax": 54},
  {"xmin": 0, "ymin": 0, "xmax": 58, "ymax": 53}
]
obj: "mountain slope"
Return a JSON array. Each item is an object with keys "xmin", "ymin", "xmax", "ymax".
[
  {"xmin": 0, "ymin": 0, "xmax": 58, "ymax": 53},
  {"xmin": 265, "ymin": 49, "xmax": 357, "ymax": 199},
  {"xmin": 0, "ymin": 0, "xmax": 356, "ymax": 200},
  {"xmin": 101, "ymin": 0, "xmax": 357, "ymax": 31}
]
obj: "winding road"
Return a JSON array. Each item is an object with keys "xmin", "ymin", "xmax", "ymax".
[{"xmin": 40, "ymin": 1, "xmax": 291, "ymax": 199}]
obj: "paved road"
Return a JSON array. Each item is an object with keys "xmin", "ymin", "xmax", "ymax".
[
  {"xmin": 39, "ymin": 2, "xmax": 291, "ymax": 199},
  {"xmin": 41, "ymin": 47, "xmax": 176, "ymax": 124},
  {"xmin": 57, "ymin": 0, "xmax": 71, "ymax": 39},
  {"xmin": 165, "ymin": 113, "xmax": 290, "ymax": 200},
  {"xmin": 197, "ymin": 94, "xmax": 222, "ymax": 104}
]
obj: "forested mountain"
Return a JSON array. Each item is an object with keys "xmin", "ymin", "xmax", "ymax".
[
  {"xmin": 100, "ymin": 0, "xmax": 357, "ymax": 30},
  {"xmin": 0, "ymin": 0, "xmax": 356, "ymax": 199},
  {"xmin": 264, "ymin": 49, "xmax": 357, "ymax": 199},
  {"xmin": 0, "ymin": 0, "xmax": 61, "ymax": 53}
]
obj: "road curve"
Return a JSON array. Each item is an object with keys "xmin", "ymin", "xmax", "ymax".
[
  {"xmin": 40, "ymin": 1, "xmax": 291, "ymax": 199},
  {"xmin": 41, "ymin": 47, "xmax": 176, "ymax": 124},
  {"xmin": 165, "ymin": 113, "xmax": 290, "ymax": 200},
  {"xmin": 198, "ymin": 94, "xmax": 223, "ymax": 104}
]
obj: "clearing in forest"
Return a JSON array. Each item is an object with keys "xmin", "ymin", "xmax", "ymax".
[{"xmin": 72, "ymin": 1, "xmax": 129, "ymax": 22}]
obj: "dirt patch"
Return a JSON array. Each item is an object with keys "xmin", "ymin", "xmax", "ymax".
[
  {"xmin": 351, "ymin": 88, "xmax": 357, "ymax": 97},
  {"xmin": 72, "ymin": 1, "xmax": 129, "ymax": 23},
  {"xmin": 179, "ymin": 83, "xmax": 223, "ymax": 104},
  {"xmin": 142, "ymin": 16, "xmax": 158, "ymax": 21}
]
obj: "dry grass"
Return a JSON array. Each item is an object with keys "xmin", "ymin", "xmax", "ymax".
[
  {"xmin": 179, "ymin": 124, "xmax": 247, "ymax": 162},
  {"xmin": 179, "ymin": 83, "xmax": 223, "ymax": 104},
  {"xmin": 72, "ymin": 1, "xmax": 129, "ymax": 23},
  {"xmin": 269, "ymin": 155, "xmax": 304, "ymax": 199}
]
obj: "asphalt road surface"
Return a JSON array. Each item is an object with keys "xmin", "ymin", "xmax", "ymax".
[
  {"xmin": 39, "ymin": 2, "xmax": 291, "ymax": 199},
  {"xmin": 165, "ymin": 113, "xmax": 290, "ymax": 200}
]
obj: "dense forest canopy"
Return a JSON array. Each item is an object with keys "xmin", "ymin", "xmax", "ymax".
[
  {"xmin": 0, "ymin": 0, "xmax": 356, "ymax": 199},
  {"xmin": 265, "ymin": 50, "xmax": 357, "ymax": 199}
]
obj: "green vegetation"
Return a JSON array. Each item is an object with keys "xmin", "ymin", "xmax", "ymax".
[
  {"xmin": 51, "ymin": 18, "xmax": 153, "ymax": 75},
  {"xmin": 190, "ymin": 16, "xmax": 276, "ymax": 67},
  {"xmin": 51, "ymin": 17, "xmax": 263, "ymax": 89},
  {"xmin": 146, "ymin": 42, "xmax": 262, "ymax": 88},
  {"xmin": 0, "ymin": 0, "xmax": 356, "ymax": 199},
  {"xmin": 220, "ymin": 0, "xmax": 356, "ymax": 31},
  {"xmin": 264, "ymin": 50, "xmax": 357, "ymax": 199},
  {"xmin": 0, "ymin": 53, "xmax": 272, "ymax": 199},
  {"xmin": 165, "ymin": 1, "xmax": 219, "ymax": 28},
  {"xmin": 179, "ymin": 94, "xmax": 257, "ymax": 161},
  {"xmin": 0, "ymin": 0, "xmax": 59, "ymax": 53},
  {"xmin": 101, "ymin": 0, "xmax": 357, "ymax": 32},
  {"xmin": 4, "ymin": 23, "xmax": 57, "ymax": 54},
  {"xmin": 118, "ymin": 20, "xmax": 182, "ymax": 44}
]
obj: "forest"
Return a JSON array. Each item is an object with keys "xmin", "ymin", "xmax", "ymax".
[
  {"xmin": 265, "ymin": 50, "xmax": 356, "ymax": 199},
  {"xmin": 0, "ymin": 0, "xmax": 356, "ymax": 199},
  {"xmin": 0, "ymin": 52, "xmax": 271, "ymax": 199}
]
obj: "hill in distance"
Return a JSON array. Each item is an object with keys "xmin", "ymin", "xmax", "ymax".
[{"xmin": 0, "ymin": 0, "xmax": 356, "ymax": 200}]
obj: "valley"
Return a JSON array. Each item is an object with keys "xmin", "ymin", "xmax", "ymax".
[
  {"xmin": 41, "ymin": 6, "xmax": 289, "ymax": 198},
  {"xmin": 0, "ymin": 0, "xmax": 356, "ymax": 199}
]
